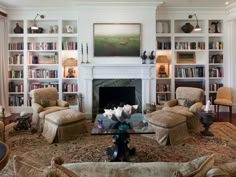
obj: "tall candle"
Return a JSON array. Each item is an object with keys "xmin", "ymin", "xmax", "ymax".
[
  {"xmin": 81, "ymin": 43, "xmax": 83, "ymax": 55},
  {"xmin": 86, "ymin": 43, "xmax": 88, "ymax": 55}
]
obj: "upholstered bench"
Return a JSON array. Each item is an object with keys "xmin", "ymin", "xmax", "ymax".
[
  {"xmin": 146, "ymin": 110, "xmax": 189, "ymax": 146},
  {"xmin": 42, "ymin": 109, "xmax": 87, "ymax": 143}
]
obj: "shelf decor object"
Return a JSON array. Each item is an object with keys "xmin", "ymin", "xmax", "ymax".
[
  {"xmin": 13, "ymin": 23, "xmax": 23, "ymax": 34},
  {"xmin": 188, "ymin": 14, "xmax": 201, "ymax": 31},
  {"xmin": 156, "ymin": 55, "xmax": 169, "ymax": 78},
  {"xmin": 181, "ymin": 22, "xmax": 194, "ymax": 33},
  {"xmin": 177, "ymin": 51, "xmax": 196, "ymax": 64},
  {"xmin": 63, "ymin": 58, "xmax": 78, "ymax": 78}
]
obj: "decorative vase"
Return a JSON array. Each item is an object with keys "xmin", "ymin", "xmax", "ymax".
[
  {"xmin": 181, "ymin": 23, "xmax": 194, "ymax": 33},
  {"xmin": 156, "ymin": 22, "xmax": 163, "ymax": 33},
  {"xmin": 13, "ymin": 23, "xmax": 23, "ymax": 34}
]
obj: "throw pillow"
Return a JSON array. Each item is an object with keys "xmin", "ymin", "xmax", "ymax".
[
  {"xmin": 41, "ymin": 99, "xmax": 50, "ymax": 107},
  {"xmin": 184, "ymin": 99, "xmax": 195, "ymax": 108},
  {"xmin": 13, "ymin": 155, "xmax": 49, "ymax": 177},
  {"xmin": 179, "ymin": 154, "xmax": 215, "ymax": 177},
  {"xmin": 205, "ymin": 167, "xmax": 230, "ymax": 177},
  {"xmin": 46, "ymin": 164, "xmax": 78, "ymax": 177},
  {"xmin": 178, "ymin": 98, "xmax": 186, "ymax": 106}
]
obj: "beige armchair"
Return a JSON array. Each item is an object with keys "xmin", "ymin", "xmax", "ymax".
[
  {"xmin": 162, "ymin": 87, "xmax": 204, "ymax": 131},
  {"xmin": 30, "ymin": 87, "xmax": 69, "ymax": 132}
]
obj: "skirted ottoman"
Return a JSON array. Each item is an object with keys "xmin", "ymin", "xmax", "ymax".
[
  {"xmin": 42, "ymin": 109, "xmax": 87, "ymax": 143},
  {"xmin": 146, "ymin": 110, "xmax": 189, "ymax": 146}
]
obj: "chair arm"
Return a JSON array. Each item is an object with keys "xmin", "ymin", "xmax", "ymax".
[
  {"xmin": 163, "ymin": 99, "xmax": 178, "ymax": 107},
  {"xmin": 57, "ymin": 100, "xmax": 69, "ymax": 107},
  {"xmin": 32, "ymin": 103, "xmax": 44, "ymax": 113},
  {"xmin": 189, "ymin": 102, "xmax": 203, "ymax": 113}
]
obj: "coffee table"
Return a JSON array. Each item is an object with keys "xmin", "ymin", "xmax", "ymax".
[{"xmin": 91, "ymin": 113, "xmax": 155, "ymax": 162}]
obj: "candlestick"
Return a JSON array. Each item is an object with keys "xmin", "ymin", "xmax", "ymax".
[
  {"xmin": 81, "ymin": 43, "xmax": 84, "ymax": 63},
  {"xmin": 86, "ymin": 43, "xmax": 89, "ymax": 63}
]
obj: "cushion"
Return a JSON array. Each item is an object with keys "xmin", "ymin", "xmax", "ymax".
[
  {"xmin": 178, "ymin": 98, "xmax": 186, "ymax": 106},
  {"xmin": 184, "ymin": 99, "xmax": 195, "ymax": 108},
  {"xmin": 41, "ymin": 99, "xmax": 50, "ymax": 107},
  {"xmin": 179, "ymin": 154, "xmax": 215, "ymax": 177},
  {"xmin": 205, "ymin": 167, "xmax": 230, "ymax": 177},
  {"xmin": 47, "ymin": 164, "xmax": 78, "ymax": 177},
  {"xmin": 13, "ymin": 155, "xmax": 49, "ymax": 177}
]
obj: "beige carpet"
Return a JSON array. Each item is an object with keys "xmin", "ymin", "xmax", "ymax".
[{"xmin": 1, "ymin": 122, "xmax": 236, "ymax": 177}]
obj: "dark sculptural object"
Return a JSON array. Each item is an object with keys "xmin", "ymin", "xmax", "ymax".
[
  {"xmin": 13, "ymin": 23, "xmax": 23, "ymax": 34},
  {"xmin": 181, "ymin": 23, "xmax": 194, "ymax": 33},
  {"xmin": 149, "ymin": 51, "xmax": 155, "ymax": 64},
  {"xmin": 211, "ymin": 22, "xmax": 219, "ymax": 33},
  {"xmin": 141, "ymin": 51, "xmax": 147, "ymax": 64}
]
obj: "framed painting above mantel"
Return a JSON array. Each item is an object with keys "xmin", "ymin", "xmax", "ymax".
[{"xmin": 93, "ymin": 23, "xmax": 141, "ymax": 57}]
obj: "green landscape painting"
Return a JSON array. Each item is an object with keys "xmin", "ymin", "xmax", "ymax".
[{"xmin": 94, "ymin": 23, "xmax": 141, "ymax": 57}]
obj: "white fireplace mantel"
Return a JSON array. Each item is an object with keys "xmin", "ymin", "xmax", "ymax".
[{"xmin": 79, "ymin": 64, "xmax": 156, "ymax": 118}]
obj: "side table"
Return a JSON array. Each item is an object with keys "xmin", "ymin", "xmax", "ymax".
[
  {"xmin": 198, "ymin": 110, "xmax": 216, "ymax": 136},
  {"xmin": 14, "ymin": 114, "xmax": 31, "ymax": 131},
  {"xmin": 0, "ymin": 141, "xmax": 10, "ymax": 170}
]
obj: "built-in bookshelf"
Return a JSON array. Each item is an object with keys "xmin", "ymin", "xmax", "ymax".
[
  {"xmin": 156, "ymin": 18, "xmax": 224, "ymax": 104},
  {"xmin": 8, "ymin": 19, "xmax": 80, "ymax": 111}
]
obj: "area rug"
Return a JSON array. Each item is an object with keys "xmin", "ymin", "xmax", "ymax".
[{"xmin": 1, "ymin": 122, "xmax": 236, "ymax": 177}]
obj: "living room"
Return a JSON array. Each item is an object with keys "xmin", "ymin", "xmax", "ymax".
[{"xmin": 0, "ymin": 0, "xmax": 236, "ymax": 176}]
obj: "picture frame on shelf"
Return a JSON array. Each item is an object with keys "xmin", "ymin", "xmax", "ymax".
[
  {"xmin": 93, "ymin": 23, "xmax": 141, "ymax": 57},
  {"xmin": 176, "ymin": 51, "xmax": 196, "ymax": 64}
]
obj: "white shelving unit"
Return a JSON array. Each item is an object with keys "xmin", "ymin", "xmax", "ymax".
[
  {"xmin": 156, "ymin": 18, "xmax": 224, "ymax": 105},
  {"xmin": 8, "ymin": 19, "xmax": 80, "ymax": 112}
]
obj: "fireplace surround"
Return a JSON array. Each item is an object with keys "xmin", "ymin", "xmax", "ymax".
[{"xmin": 79, "ymin": 64, "xmax": 156, "ymax": 118}]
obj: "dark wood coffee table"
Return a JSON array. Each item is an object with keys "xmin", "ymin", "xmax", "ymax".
[{"xmin": 91, "ymin": 113, "xmax": 155, "ymax": 162}]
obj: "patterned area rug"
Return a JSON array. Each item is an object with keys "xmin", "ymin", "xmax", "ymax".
[{"xmin": 1, "ymin": 122, "xmax": 236, "ymax": 177}]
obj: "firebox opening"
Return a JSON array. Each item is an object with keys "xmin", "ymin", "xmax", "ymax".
[{"xmin": 99, "ymin": 87, "xmax": 135, "ymax": 113}]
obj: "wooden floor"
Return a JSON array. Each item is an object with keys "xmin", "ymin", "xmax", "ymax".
[{"xmin": 5, "ymin": 112, "xmax": 236, "ymax": 126}]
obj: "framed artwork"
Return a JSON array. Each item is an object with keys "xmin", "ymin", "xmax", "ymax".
[
  {"xmin": 176, "ymin": 51, "xmax": 196, "ymax": 64},
  {"xmin": 93, "ymin": 23, "xmax": 141, "ymax": 57},
  {"xmin": 64, "ymin": 66, "xmax": 77, "ymax": 78}
]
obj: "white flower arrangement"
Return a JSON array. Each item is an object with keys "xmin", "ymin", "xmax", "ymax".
[{"xmin": 103, "ymin": 104, "xmax": 138, "ymax": 122}]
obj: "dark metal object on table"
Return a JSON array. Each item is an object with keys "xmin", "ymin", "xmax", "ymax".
[
  {"xmin": 91, "ymin": 113, "xmax": 154, "ymax": 162},
  {"xmin": 14, "ymin": 115, "xmax": 31, "ymax": 131},
  {"xmin": 198, "ymin": 110, "xmax": 215, "ymax": 136},
  {"xmin": 0, "ymin": 141, "xmax": 10, "ymax": 171}
]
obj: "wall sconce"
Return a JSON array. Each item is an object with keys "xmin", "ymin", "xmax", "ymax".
[
  {"xmin": 31, "ymin": 14, "xmax": 45, "ymax": 30},
  {"xmin": 188, "ymin": 14, "xmax": 201, "ymax": 31},
  {"xmin": 156, "ymin": 55, "xmax": 170, "ymax": 78}
]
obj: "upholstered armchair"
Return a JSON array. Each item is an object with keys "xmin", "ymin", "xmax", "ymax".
[
  {"xmin": 30, "ymin": 87, "xmax": 69, "ymax": 132},
  {"xmin": 162, "ymin": 87, "xmax": 204, "ymax": 131}
]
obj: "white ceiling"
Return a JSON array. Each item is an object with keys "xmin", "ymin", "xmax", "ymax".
[{"xmin": 0, "ymin": 0, "xmax": 235, "ymax": 9}]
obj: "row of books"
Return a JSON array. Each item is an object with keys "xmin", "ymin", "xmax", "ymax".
[
  {"xmin": 62, "ymin": 41, "xmax": 78, "ymax": 50},
  {"xmin": 28, "ymin": 52, "xmax": 58, "ymax": 64},
  {"xmin": 209, "ymin": 83, "xmax": 223, "ymax": 91},
  {"xmin": 8, "ymin": 42, "xmax": 24, "ymax": 50},
  {"xmin": 157, "ymin": 41, "xmax": 171, "ymax": 50},
  {"xmin": 9, "ymin": 54, "xmax": 24, "ymax": 64},
  {"xmin": 29, "ymin": 68, "xmax": 58, "ymax": 78},
  {"xmin": 27, "ymin": 42, "xmax": 57, "ymax": 50},
  {"xmin": 9, "ymin": 95, "xmax": 24, "ymax": 106},
  {"xmin": 175, "ymin": 67, "xmax": 204, "ymax": 78},
  {"xmin": 9, "ymin": 82, "xmax": 24, "ymax": 92},
  {"xmin": 29, "ymin": 82, "xmax": 59, "ymax": 91},
  {"xmin": 209, "ymin": 67, "xmax": 224, "ymax": 77},
  {"xmin": 63, "ymin": 83, "xmax": 78, "ymax": 92},
  {"xmin": 175, "ymin": 41, "xmax": 205, "ymax": 50},
  {"xmin": 209, "ymin": 54, "xmax": 223, "ymax": 63},
  {"xmin": 209, "ymin": 42, "xmax": 223, "ymax": 50},
  {"xmin": 8, "ymin": 70, "xmax": 23, "ymax": 78}
]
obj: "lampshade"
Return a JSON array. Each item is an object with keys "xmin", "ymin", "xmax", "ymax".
[
  {"xmin": 63, "ymin": 58, "xmax": 77, "ymax": 66},
  {"xmin": 156, "ymin": 55, "xmax": 169, "ymax": 63},
  {"xmin": 188, "ymin": 14, "xmax": 201, "ymax": 32}
]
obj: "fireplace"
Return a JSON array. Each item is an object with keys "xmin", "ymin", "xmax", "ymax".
[
  {"xmin": 93, "ymin": 79, "xmax": 142, "ymax": 117},
  {"xmin": 99, "ymin": 86, "xmax": 135, "ymax": 113}
]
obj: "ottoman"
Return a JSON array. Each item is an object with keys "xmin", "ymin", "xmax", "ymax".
[
  {"xmin": 42, "ymin": 109, "xmax": 87, "ymax": 143},
  {"xmin": 147, "ymin": 110, "xmax": 189, "ymax": 146}
]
